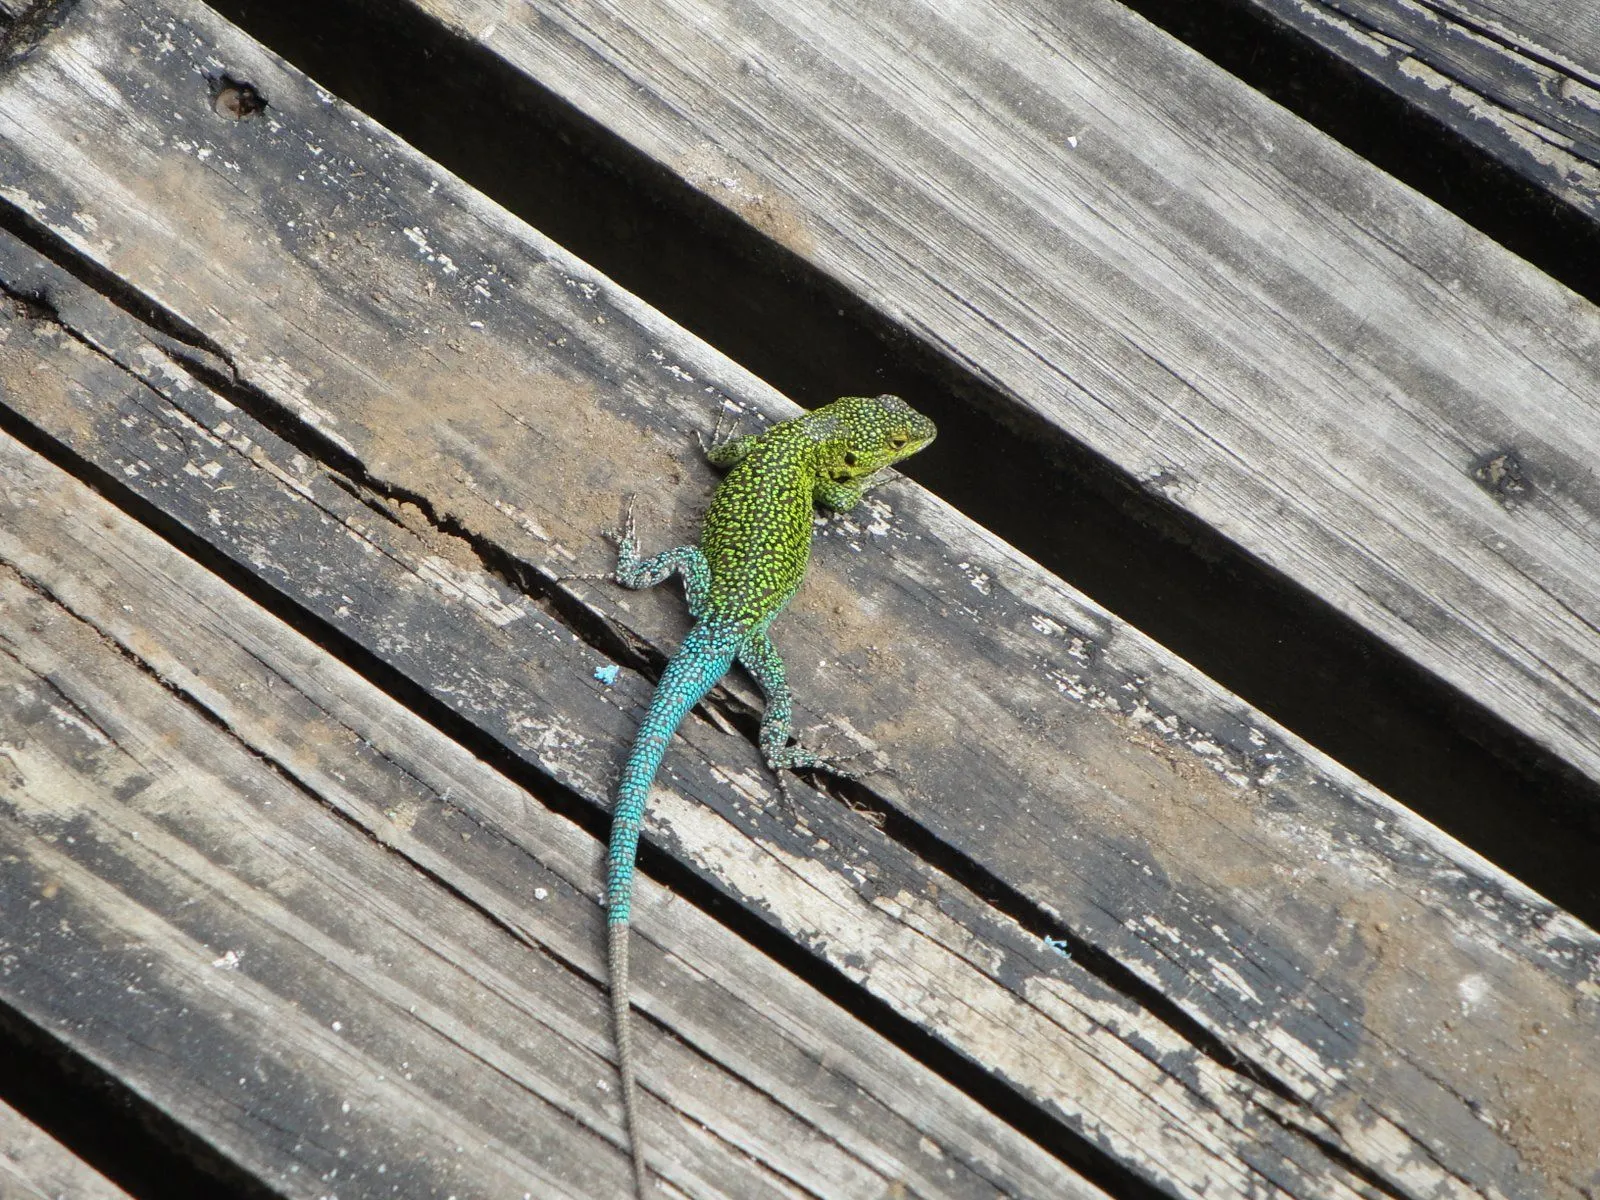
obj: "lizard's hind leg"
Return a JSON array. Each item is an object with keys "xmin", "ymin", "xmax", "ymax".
[
  {"xmin": 558, "ymin": 494, "xmax": 709, "ymax": 618},
  {"xmin": 611, "ymin": 495, "xmax": 712, "ymax": 619},
  {"xmin": 738, "ymin": 632, "xmax": 869, "ymax": 789}
]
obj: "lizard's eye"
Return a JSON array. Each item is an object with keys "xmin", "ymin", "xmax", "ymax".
[{"xmin": 842, "ymin": 451, "xmax": 858, "ymax": 467}]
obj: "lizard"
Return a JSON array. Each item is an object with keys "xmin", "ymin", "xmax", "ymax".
[{"xmin": 588, "ymin": 393, "xmax": 936, "ymax": 1196}]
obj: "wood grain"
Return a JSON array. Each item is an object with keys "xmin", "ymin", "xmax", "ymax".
[
  {"xmin": 0, "ymin": 2, "xmax": 1596, "ymax": 1198},
  {"xmin": 0, "ymin": 1101, "xmax": 133, "ymax": 1200},
  {"xmin": 0, "ymin": 433, "xmax": 1094, "ymax": 1198},
  {"xmin": 1241, "ymin": 0, "xmax": 1600, "ymax": 220},
  {"xmin": 357, "ymin": 0, "xmax": 1600, "ymax": 795},
  {"xmin": 0, "ymin": 233, "xmax": 1352, "ymax": 1200},
  {"xmin": 1428, "ymin": 0, "xmax": 1600, "ymax": 77}
]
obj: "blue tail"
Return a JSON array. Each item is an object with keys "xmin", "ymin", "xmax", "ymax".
[
  {"xmin": 608, "ymin": 620, "xmax": 739, "ymax": 1195},
  {"xmin": 608, "ymin": 620, "xmax": 740, "ymax": 926}
]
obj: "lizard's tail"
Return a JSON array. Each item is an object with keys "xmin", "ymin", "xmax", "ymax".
[
  {"xmin": 607, "ymin": 620, "xmax": 738, "ymax": 1196},
  {"xmin": 610, "ymin": 925, "xmax": 649, "ymax": 1197}
]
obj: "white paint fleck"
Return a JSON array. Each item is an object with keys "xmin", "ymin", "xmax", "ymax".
[
  {"xmin": 403, "ymin": 226, "xmax": 434, "ymax": 256},
  {"xmin": 1458, "ymin": 973, "xmax": 1490, "ymax": 1013},
  {"xmin": 490, "ymin": 498, "xmax": 551, "ymax": 541},
  {"xmin": 956, "ymin": 561, "xmax": 992, "ymax": 595},
  {"xmin": 1144, "ymin": 915, "xmax": 1184, "ymax": 943},
  {"xmin": 1211, "ymin": 960, "xmax": 1261, "ymax": 1005}
]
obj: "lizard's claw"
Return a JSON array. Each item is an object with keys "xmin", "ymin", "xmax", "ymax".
[
  {"xmin": 698, "ymin": 402, "xmax": 740, "ymax": 456},
  {"xmin": 770, "ymin": 769, "xmax": 801, "ymax": 823},
  {"xmin": 764, "ymin": 741, "xmax": 880, "ymax": 825},
  {"xmin": 605, "ymin": 493, "xmax": 639, "ymax": 548},
  {"xmin": 765, "ymin": 741, "xmax": 874, "ymax": 782},
  {"xmin": 551, "ymin": 494, "xmax": 638, "ymax": 585}
]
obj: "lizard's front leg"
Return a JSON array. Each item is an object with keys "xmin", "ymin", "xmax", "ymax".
[
  {"xmin": 814, "ymin": 477, "xmax": 870, "ymax": 513},
  {"xmin": 699, "ymin": 400, "xmax": 760, "ymax": 469}
]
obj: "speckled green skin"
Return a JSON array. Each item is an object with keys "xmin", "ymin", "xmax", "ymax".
[{"xmin": 599, "ymin": 394, "xmax": 935, "ymax": 1195}]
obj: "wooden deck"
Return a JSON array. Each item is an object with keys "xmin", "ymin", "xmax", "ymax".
[
  {"xmin": 0, "ymin": 1, "xmax": 1596, "ymax": 1198},
  {"xmin": 1238, "ymin": 0, "xmax": 1600, "ymax": 226}
]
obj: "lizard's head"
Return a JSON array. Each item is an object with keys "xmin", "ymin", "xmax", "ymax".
[{"xmin": 812, "ymin": 393, "xmax": 937, "ymax": 485}]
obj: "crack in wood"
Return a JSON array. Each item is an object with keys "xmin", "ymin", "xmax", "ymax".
[
  {"xmin": 0, "ymin": 191, "xmax": 1375, "ymax": 1153},
  {"xmin": 0, "ymin": 225, "xmax": 1380, "ymax": 1200}
]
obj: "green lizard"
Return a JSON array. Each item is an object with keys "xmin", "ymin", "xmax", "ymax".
[{"xmin": 592, "ymin": 393, "xmax": 936, "ymax": 1195}]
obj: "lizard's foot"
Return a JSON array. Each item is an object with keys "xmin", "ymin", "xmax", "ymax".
[
  {"xmin": 765, "ymin": 740, "xmax": 873, "ymax": 782},
  {"xmin": 609, "ymin": 493, "xmax": 639, "ymax": 550},
  {"xmin": 553, "ymin": 495, "xmax": 638, "ymax": 584},
  {"xmin": 769, "ymin": 769, "xmax": 802, "ymax": 823},
  {"xmin": 697, "ymin": 400, "xmax": 743, "ymax": 456},
  {"xmin": 765, "ymin": 741, "xmax": 881, "ymax": 824}
]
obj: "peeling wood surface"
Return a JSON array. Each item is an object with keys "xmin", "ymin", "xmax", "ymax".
[
  {"xmin": 355, "ymin": 0, "xmax": 1600, "ymax": 795},
  {"xmin": 0, "ymin": 1101, "xmax": 133, "ymax": 1200},
  {"xmin": 0, "ymin": 236, "xmax": 1353, "ymax": 1200},
  {"xmin": 0, "ymin": 3, "xmax": 1597, "ymax": 1199},
  {"xmin": 0, "ymin": 431, "xmax": 1094, "ymax": 1198},
  {"xmin": 1244, "ymin": 0, "xmax": 1600, "ymax": 220},
  {"xmin": 1425, "ymin": 0, "xmax": 1600, "ymax": 79}
]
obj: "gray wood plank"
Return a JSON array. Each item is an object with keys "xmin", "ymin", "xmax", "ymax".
[
  {"xmin": 279, "ymin": 0, "xmax": 1600, "ymax": 801},
  {"xmin": 0, "ymin": 1101, "xmax": 133, "ymax": 1200},
  {"xmin": 0, "ymin": 230, "xmax": 1354, "ymax": 1200},
  {"xmin": 1240, "ymin": 0, "xmax": 1600, "ymax": 221},
  {"xmin": 0, "ymin": 3, "xmax": 1597, "ymax": 1199},
  {"xmin": 0, "ymin": 435, "xmax": 1094, "ymax": 1198},
  {"xmin": 1429, "ymin": 0, "xmax": 1600, "ymax": 78}
]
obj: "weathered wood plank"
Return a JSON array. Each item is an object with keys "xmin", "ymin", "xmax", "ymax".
[
  {"xmin": 0, "ymin": 437, "xmax": 1095, "ymax": 1198},
  {"xmin": 0, "ymin": 231, "xmax": 1352, "ymax": 1200},
  {"xmin": 1238, "ymin": 0, "xmax": 1600, "ymax": 221},
  {"xmin": 0, "ymin": 3, "xmax": 1597, "ymax": 1199},
  {"xmin": 0, "ymin": 1101, "xmax": 133, "ymax": 1200},
  {"xmin": 293, "ymin": 0, "xmax": 1600, "ymax": 799},
  {"xmin": 1428, "ymin": 0, "xmax": 1600, "ymax": 77}
]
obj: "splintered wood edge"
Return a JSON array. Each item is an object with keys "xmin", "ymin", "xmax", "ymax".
[{"xmin": 1245, "ymin": 0, "xmax": 1600, "ymax": 217}]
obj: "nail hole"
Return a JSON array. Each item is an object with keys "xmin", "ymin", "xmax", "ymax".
[{"xmin": 208, "ymin": 72, "xmax": 266, "ymax": 120}]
